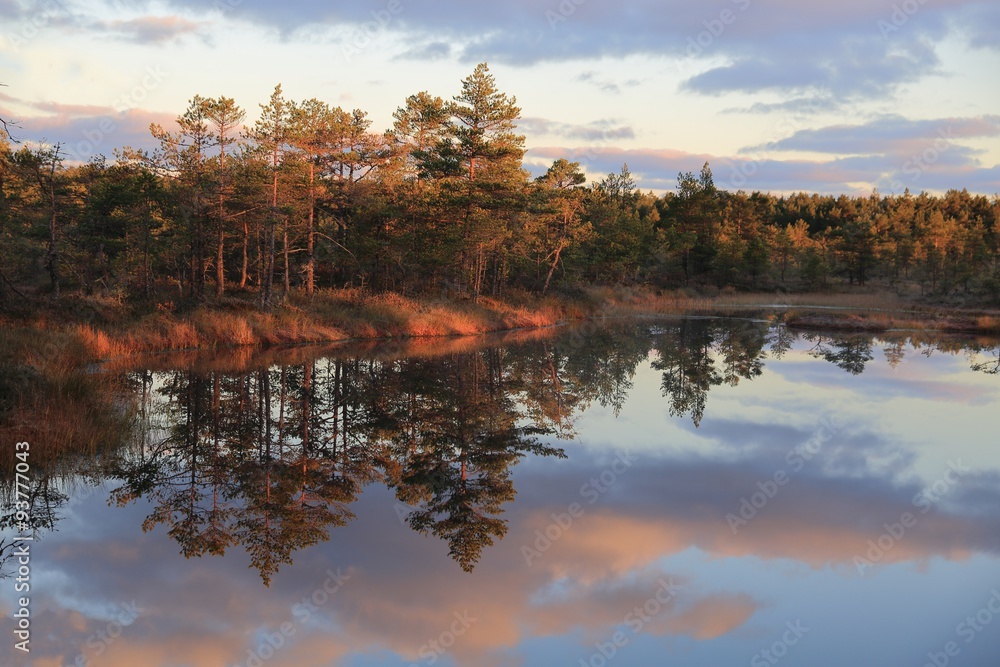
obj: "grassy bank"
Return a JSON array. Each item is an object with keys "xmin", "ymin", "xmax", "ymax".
[
  {"xmin": 0, "ymin": 288, "xmax": 580, "ymax": 370},
  {"xmin": 2, "ymin": 286, "xmax": 999, "ymax": 459},
  {"xmin": 575, "ymin": 287, "xmax": 1000, "ymax": 335},
  {"xmin": 2, "ymin": 287, "xmax": 1000, "ymax": 372}
]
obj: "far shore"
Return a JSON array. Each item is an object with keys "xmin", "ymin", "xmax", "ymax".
[{"xmin": 1, "ymin": 287, "xmax": 999, "ymax": 370}]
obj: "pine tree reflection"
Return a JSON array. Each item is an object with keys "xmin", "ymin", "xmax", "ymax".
[
  {"xmin": 804, "ymin": 333, "xmax": 875, "ymax": 375},
  {"xmin": 6, "ymin": 320, "xmax": 997, "ymax": 583},
  {"xmin": 110, "ymin": 347, "xmax": 567, "ymax": 581}
]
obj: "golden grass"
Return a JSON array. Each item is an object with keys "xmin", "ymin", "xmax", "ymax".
[
  {"xmin": 975, "ymin": 316, "xmax": 1000, "ymax": 335},
  {"xmin": 0, "ymin": 373, "xmax": 132, "ymax": 463},
  {"xmin": 583, "ymin": 286, "xmax": 919, "ymax": 316},
  {"xmin": 3, "ymin": 286, "xmax": 999, "ymax": 370},
  {"xmin": 77, "ymin": 324, "xmax": 128, "ymax": 360},
  {"xmin": 0, "ymin": 328, "xmax": 136, "ymax": 480},
  {"xmin": 110, "ymin": 326, "xmax": 566, "ymax": 374},
  {"xmin": 46, "ymin": 290, "xmax": 568, "ymax": 364},
  {"xmin": 783, "ymin": 309, "xmax": 1000, "ymax": 333}
]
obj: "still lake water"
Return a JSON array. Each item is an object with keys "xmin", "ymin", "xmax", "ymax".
[{"xmin": 3, "ymin": 318, "xmax": 1000, "ymax": 667}]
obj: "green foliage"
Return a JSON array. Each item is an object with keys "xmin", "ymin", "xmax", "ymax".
[{"xmin": 1, "ymin": 69, "xmax": 998, "ymax": 306}]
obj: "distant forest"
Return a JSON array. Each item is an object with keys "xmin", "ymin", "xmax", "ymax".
[{"xmin": 2, "ymin": 63, "xmax": 999, "ymax": 307}]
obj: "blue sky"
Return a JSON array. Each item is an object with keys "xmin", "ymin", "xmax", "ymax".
[{"xmin": 1, "ymin": 0, "xmax": 999, "ymax": 195}]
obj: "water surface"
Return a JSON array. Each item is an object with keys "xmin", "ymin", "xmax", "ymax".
[{"xmin": 3, "ymin": 319, "xmax": 1000, "ymax": 666}]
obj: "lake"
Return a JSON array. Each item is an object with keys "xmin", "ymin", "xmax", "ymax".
[{"xmin": 3, "ymin": 318, "xmax": 1000, "ymax": 666}]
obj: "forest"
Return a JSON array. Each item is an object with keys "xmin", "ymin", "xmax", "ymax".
[{"xmin": 2, "ymin": 63, "xmax": 1000, "ymax": 311}]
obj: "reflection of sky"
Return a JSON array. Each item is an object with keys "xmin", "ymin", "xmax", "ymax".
[
  {"xmin": 569, "ymin": 336, "xmax": 1000, "ymax": 486},
  {"xmin": 3, "ymin": 334, "xmax": 1000, "ymax": 666}
]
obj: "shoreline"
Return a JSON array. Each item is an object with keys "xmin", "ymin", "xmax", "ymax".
[{"xmin": 2, "ymin": 288, "xmax": 1000, "ymax": 369}]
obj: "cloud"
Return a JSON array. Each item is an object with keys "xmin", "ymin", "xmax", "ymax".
[
  {"xmin": 146, "ymin": 0, "xmax": 991, "ymax": 101},
  {"xmin": 0, "ymin": 0, "xmax": 23, "ymax": 20},
  {"xmin": 520, "ymin": 116, "xmax": 636, "ymax": 142},
  {"xmin": 393, "ymin": 40, "xmax": 451, "ymax": 61},
  {"xmin": 680, "ymin": 30, "xmax": 942, "ymax": 99},
  {"xmin": 526, "ymin": 145, "xmax": 835, "ymax": 193},
  {"xmin": 724, "ymin": 96, "xmax": 841, "ymax": 115},
  {"xmin": 954, "ymin": 1, "xmax": 1000, "ymax": 50},
  {"xmin": 717, "ymin": 114, "xmax": 1000, "ymax": 194},
  {"xmin": 3, "ymin": 393, "xmax": 1000, "ymax": 667},
  {"xmin": 521, "ymin": 574, "xmax": 759, "ymax": 644},
  {"xmin": 0, "ymin": 3, "xmax": 202, "ymax": 51},
  {"xmin": 0, "ymin": 0, "xmax": 78, "ymax": 47},
  {"xmin": 0, "ymin": 90, "xmax": 110, "ymax": 117},
  {"xmin": 754, "ymin": 114, "xmax": 1000, "ymax": 157},
  {"xmin": 576, "ymin": 71, "xmax": 644, "ymax": 94},
  {"xmin": 0, "ymin": 94, "xmax": 173, "ymax": 161},
  {"xmin": 514, "ymin": 453, "xmax": 1000, "ymax": 568},
  {"xmin": 97, "ymin": 15, "xmax": 201, "ymax": 43},
  {"xmin": 526, "ymin": 143, "xmax": 1000, "ymax": 195},
  {"xmin": 663, "ymin": 595, "xmax": 759, "ymax": 640}
]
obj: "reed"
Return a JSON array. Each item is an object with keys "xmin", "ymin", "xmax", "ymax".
[{"xmin": 3, "ymin": 287, "xmax": 999, "ymax": 368}]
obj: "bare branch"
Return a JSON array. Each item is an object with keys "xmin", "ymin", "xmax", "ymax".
[{"xmin": 0, "ymin": 83, "xmax": 19, "ymax": 142}]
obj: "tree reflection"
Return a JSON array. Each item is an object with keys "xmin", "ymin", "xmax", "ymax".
[
  {"xmin": 804, "ymin": 334, "xmax": 875, "ymax": 375},
  {"xmin": 4, "ymin": 319, "xmax": 999, "ymax": 583},
  {"xmin": 970, "ymin": 348, "xmax": 1000, "ymax": 375},
  {"xmin": 392, "ymin": 352, "xmax": 564, "ymax": 571},
  {"xmin": 650, "ymin": 320, "xmax": 768, "ymax": 427},
  {"xmin": 110, "ymin": 345, "xmax": 568, "ymax": 582}
]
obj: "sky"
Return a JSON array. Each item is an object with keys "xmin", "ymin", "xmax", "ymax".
[
  {"xmin": 3, "ymin": 333, "xmax": 1000, "ymax": 666},
  {"xmin": 1, "ymin": 0, "xmax": 999, "ymax": 196}
]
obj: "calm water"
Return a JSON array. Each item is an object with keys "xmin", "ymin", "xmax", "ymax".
[{"xmin": 3, "ymin": 318, "xmax": 1000, "ymax": 667}]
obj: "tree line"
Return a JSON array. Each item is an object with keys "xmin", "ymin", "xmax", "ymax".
[{"xmin": 2, "ymin": 64, "xmax": 999, "ymax": 307}]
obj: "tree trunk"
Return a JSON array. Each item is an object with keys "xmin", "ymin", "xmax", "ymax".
[
  {"xmin": 543, "ymin": 244, "xmax": 565, "ymax": 294},
  {"xmin": 306, "ymin": 162, "xmax": 315, "ymax": 295},
  {"xmin": 45, "ymin": 163, "xmax": 59, "ymax": 298},
  {"xmin": 240, "ymin": 220, "xmax": 249, "ymax": 288},
  {"xmin": 283, "ymin": 221, "xmax": 290, "ymax": 296},
  {"xmin": 216, "ymin": 220, "xmax": 225, "ymax": 298},
  {"xmin": 47, "ymin": 207, "xmax": 59, "ymax": 298}
]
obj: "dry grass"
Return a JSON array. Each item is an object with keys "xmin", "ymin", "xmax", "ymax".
[
  {"xmin": 975, "ymin": 316, "xmax": 1000, "ymax": 335},
  {"xmin": 77, "ymin": 324, "xmax": 129, "ymax": 360},
  {"xmin": 578, "ymin": 286, "xmax": 1000, "ymax": 334},
  {"xmin": 583, "ymin": 286, "xmax": 918, "ymax": 316},
  {"xmin": 111, "ymin": 326, "xmax": 565, "ymax": 374},
  {"xmin": 0, "ymin": 371, "xmax": 133, "ymax": 471},
  {"xmin": 0, "ymin": 324, "xmax": 135, "ymax": 478},
  {"xmin": 45, "ymin": 289, "xmax": 572, "ymax": 364},
  {"xmin": 3, "ymin": 286, "xmax": 999, "ymax": 370},
  {"xmin": 783, "ymin": 308, "xmax": 1000, "ymax": 333}
]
